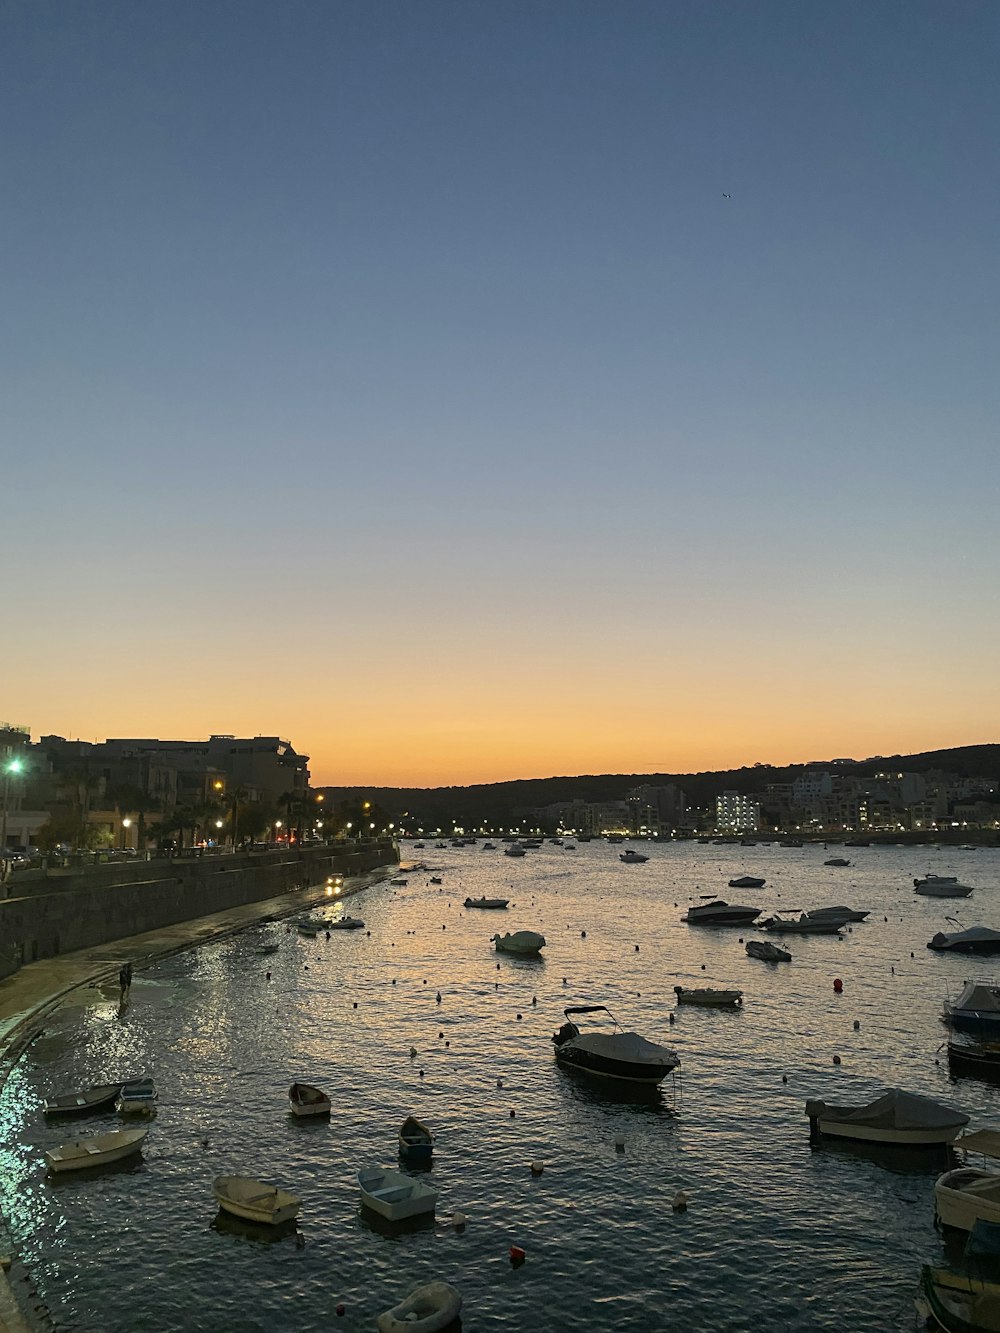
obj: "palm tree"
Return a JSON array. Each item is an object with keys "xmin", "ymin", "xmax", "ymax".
[{"xmin": 107, "ymin": 783, "xmax": 161, "ymax": 852}]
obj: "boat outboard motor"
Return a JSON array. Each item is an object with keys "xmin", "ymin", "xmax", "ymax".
[{"xmin": 552, "ymin": 1021, "xmax": 579, "ymax": 1047}]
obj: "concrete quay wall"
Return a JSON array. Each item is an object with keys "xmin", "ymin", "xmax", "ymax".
[{"xmin": 0, "ymin": 841, "xmax": 397, "ymax": 981}]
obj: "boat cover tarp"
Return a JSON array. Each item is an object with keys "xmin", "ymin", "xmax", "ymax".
[
  {"xmin": 966, "ymin": 1221, "xmax": 1000, "ymax": 1260},
  {"xmin": 931, "ymin": 928, "xmax": 1000, "ymax": 950},
  {"xmin": 805, "ymin": 1088, "xmax": 969, "ymax": 1131},
  {"xmin": 958, "ymin": 1132, "xmax": 1000, "ymax": 1160},
  {"xmin": 577, "ymin": 1032, "xmax": 675, "ymax": 1066}
]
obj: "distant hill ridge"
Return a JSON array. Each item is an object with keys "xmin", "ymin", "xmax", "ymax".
[{"xmin": 319, "ymin": 743, "xmax": 1000, "ymax": 823}]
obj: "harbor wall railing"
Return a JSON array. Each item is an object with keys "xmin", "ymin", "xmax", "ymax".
[{"xmin": 0, "ymin": 840, "xmax": 398, "ymax": 982}]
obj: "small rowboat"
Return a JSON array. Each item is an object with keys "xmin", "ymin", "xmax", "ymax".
[
  {"xmin": 214, "ymin": 1175, "xmax": 301, "ymax": 1226},
  {"xmin": 289, "ymin": 1082, "xmax": 331, "ymax": 1117},
  {"xmin": 44, "ymin": 1083, "xmax": 122, "ymax": 1116},
  {"xmin": 464, "ymin": 896, "xmax": 509, "ymax": 910},
  {"xmin": 492, "ymin": 930, "xmax": 546, "ymax": 955},
  {"xmin": 115, "ymin": 1078, "xmax": 157, "ymax": 1115},
  {"xmin": 328, "ymin": 916, "xmax": 365, "ymax": 930},
  {"xmin": 359, "ymin": 1167, "xmax": 437, "ymax": 1221},
  {"xmin": 674, "ymin": 986, "xmax": 743, "ymax": 1007},
  {"xmin": 398, "ymin": 1115, "xmax": 433, "ymax": 1162},
  {"xmin": 255, "ymin": 943, "xmax": 279, "ymax": 956},
  {"xmin": 377, "ymin": 1281, "xmax": 462, "ymax": 1333},
  {"xmin": 296, "ymin": 921, "xmax": 318, "ymax": 938},
  {"xmin": 45, "ymin": 1127, "xmax": 148, "ymax": 1173}
]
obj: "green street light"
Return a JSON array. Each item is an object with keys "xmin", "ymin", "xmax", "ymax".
[{"xmin": 2, "ymin": 755, "xmax": 26, "ymax": 857}]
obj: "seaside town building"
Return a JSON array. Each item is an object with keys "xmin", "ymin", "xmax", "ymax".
[{"xmin": 715, "ymin": 790, "xmax": 761, "ymax": 833}]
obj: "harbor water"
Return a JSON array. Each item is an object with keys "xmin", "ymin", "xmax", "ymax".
[{"xmin": 2, "ymin": 841, "xmax": 999, "ymax": 1331}]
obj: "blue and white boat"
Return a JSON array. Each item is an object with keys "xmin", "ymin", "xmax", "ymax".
[{"xmin": 944, "ymin": 980, "xmax": 1000, "ymax": 1037}]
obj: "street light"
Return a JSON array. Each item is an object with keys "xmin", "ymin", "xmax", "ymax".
[
  {"xmin": 1, "ymin": 756, "xmax": 25, "ymax": 856},
  {"xmin": 121, "ymin": 817, "xmax": 132, "ymax": 851}
]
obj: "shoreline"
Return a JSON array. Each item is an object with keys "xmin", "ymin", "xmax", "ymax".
[{"xmin": 0, "ymin": 862, "xmax": 396, "ymax": 1331}]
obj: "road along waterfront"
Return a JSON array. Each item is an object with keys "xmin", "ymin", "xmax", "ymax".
[{"xmin": 1, "ymin": 839, "xmax": 999, "ymax": 1331}]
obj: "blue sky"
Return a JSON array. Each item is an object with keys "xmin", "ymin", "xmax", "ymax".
[{"xmin": 2, "ymin": 1, "xmax": 998, "ymax": 782}]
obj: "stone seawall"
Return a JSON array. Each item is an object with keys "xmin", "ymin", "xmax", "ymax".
[{"xmin": 0, "ymin": 841, "xmax": 397, "ymax": 981}]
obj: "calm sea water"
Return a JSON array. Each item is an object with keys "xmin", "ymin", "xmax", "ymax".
[{"xmin": 1, "ymin": 841, "xmax": 999, "ymax": 1332}]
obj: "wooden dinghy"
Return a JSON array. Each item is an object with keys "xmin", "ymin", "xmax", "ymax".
[
  {"xmin": 288, "ymin": 1082, "xmax": 331, "ymax": 1117},
  {"xmin": 358, "ymin": 1166, "xmax": 437, "ymax": 1221},
  {"xmin": 464, "ymin": 896, "xmax": 509, "ymax": 909},
  {"xmin": 376, "ymin": 1281, "xmax": 462, "ymax": 1333},
  {"xmin": 43, "ymin": 1083, "xmax": 122, "ymax": 1116},
  {"xmin": 398, "ymin": 1115, "xmax": 433, "ymax": 1162},
  {"xmin": 213, "ymin": 1175, "xmax": 301, "ymax": 1225},
  {"xmin": 116, "ymin": 1078, "xmax": 157, "ymax": 1115},
  {"xmin": 45, "ymin": 1127, "xmax": 148, "ymax": 1173}
]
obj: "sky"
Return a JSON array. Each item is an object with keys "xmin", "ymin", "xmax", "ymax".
[{"xmin": 2, "ymin": 1, "xmax": 998, "ymax": 786}]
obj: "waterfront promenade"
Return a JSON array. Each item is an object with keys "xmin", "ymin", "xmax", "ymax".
[{"xmin": 0, "ymin": 864, "xmax": 394, "ymax": 1331}]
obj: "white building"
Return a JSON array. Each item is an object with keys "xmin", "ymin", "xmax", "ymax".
[{"xmin": 715, "ymin": 790, "xmax": 760, "ymax": 833}]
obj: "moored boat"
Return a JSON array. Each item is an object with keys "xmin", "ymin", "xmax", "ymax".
[
  {"xmin": 376, "ymin": 1281, "xmax": 462, "ymax": 1333},
  {"xmin": 935, "ymin": 1166, "xmax": 1000, "ymax": 1232},
  {"xmin": 552, "ymin": 1005, "xmax": 679, "ymax": 1084},
  {"xmin": 947, "ymin": 1042, "xmax": 1000, "ymax": 1079},
  {"xmin": 45, "ymin": 1127, "xmax": 148, "ymax": 1173},
  {"xmin": 805, "ymin": 1088, "xmax": 969, "ymax": 1147},
  {"xmin": 358, "ymin": 1166, "xmax": 437, "ymax": 1221},
  {"xmin": 729, "ymin": 875, "xmax": 765, "ymax": 889},
  {"xmin": 916, "ymin": 875, "xmax": 975, "ymax": 898},
  {"xmin": 115, "ymin": 1078, "xmax": 157, "ymax": 1115},
  {"xmin": 761, "ymin": 913, "xmax": 844, "ymax": 935},
  {"xmin": 930, "ymin": 929, "xmax": 1000, "ymax": 955},
  {"xmin": 674, "ymin": 986, "xmax": 743, "ymax": 1007},
  {"xmin": 945, "ymin": 982, "xmax": 1000, "ymax": 1037},
  {"xmin": 288, "ymin": 1082, "xmax": 331, "ymax": 1117},
  {"xmin": 398, "ymin": 1115, "xmax": 433, "ymax": 1163},
  {"xmin": 43, "ymin": 1083, "xmax": 125, "ymax": 1116},
  {"xmin": 214, "ymin": 1175, "xmax": 301, "ymax": 1225},
  {"xmin": 464, "ymin": 896, "xmax": 509, "ymax": 909},
  {"xmin": 746, "ymin": 939, "xmax": 792, "ymax": 963},
  {"xmin": 492, "ymin": 930, "xmax": 545, "ymax": 955},
  {"xmin": 682, "ymin": 899, "xmax": 761, "ymax": 926},
  {"xmin": 504, "ymin": 843, "xmax": 526, "ymax": 857},
  {"xmin": 296, "ymin": 921, "xmax": 318, "ymax": 937},
  {"xmin": 620, "ymin": 849, "xmax": 649, "ymax": 863},
  {"xmin": 916, "ymin": 1263, "xmax": 1000, "ymax": 1333},
  {"xmin": 328, "ymin": 915, "xmax": 365, "ymax": 930},
  {"xmin": 824, "ymin": 857, "xmax": 851, "ymax": 867},
  {"xmin": 804, "ymin": 905, "xmax": 870, "ymax": 924},
  {"xmin": 255, "ymin": 943, "xmax": 280, "ymax": 956}
]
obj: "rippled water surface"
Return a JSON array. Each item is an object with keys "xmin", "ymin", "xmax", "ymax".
[{"xmin": 3, "ymin": 841, "xmax": 1000, "ymax": 1331}]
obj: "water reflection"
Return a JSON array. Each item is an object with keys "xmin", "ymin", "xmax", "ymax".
[
  {"xmin": 211, "ymin": 1209, "xmax": 300, "ymax": 1246},
  {"xmin": 358, "ymin": 1205, "xmax": 437, "ymax": 1239},
  {"xmin": 554, "ymin": 1062, "xmax": 678, "ymax": 1115},
  {"xmin": 808, "ymin": 1138, "xmax": 957, "ymax": 1177}
]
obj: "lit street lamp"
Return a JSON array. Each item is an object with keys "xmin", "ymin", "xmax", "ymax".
[
  {"xmin": 1, "ymin": 756, "xmax": 25, "ymax": 856},
  {"xmin": 121, "ymin": 817, "xmax": 132, "ymax": 851}
]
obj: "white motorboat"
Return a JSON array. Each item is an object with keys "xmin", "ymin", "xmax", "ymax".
[
  {"xmin": 929, "ymin": 927, "xmax": 1000, "ymax": 954},
  {"xmin": 823, "ymin": 857, "xmax": 851, "ymax": 867},
  {"xmin": 214, "ymin": 1175, "xmax": 301, "ymax": 1225},
  {"xmin": 761, "ymin": 913, "xmax": 844, "ymax": 935},
  {"xmin": 620, "ymin": 850, "xmax": 649, "ymax": 863},
  {"xmin": 504, "ymin": 843, "xmax": 526, "ymax": 857},
  {"xmin": 674, "ymin": 986, "xmax": 743, "ymax": 1007},
  {"xmin": 358, "ymin": 1166, "xmax": 437, "ymax": 1221},
  {"xmin": 805, "ymin": 1088, "xmax": 969, "ymax": 1146},
  {"xmin": 746, "ymin": 939, "xmax": 791, "ymax": 963},
  {"xmin": 376, "ymin": 1281, "xmax": 462, "ymax": 1333},
  {"xmin": 45, "ymin": 1127, "xmax": 149, "ymax": 1173},
  {"xmin": 464, "ymin": 896, "xmax": 509, "ymax": 909},
  {"xmin": 804, "ymin": 905, "xmax": 869, "ymax": 923},
  {"xmin": 915, "ymin": 874, "xmax": 974, "ymax": 897},
  {"xmin": 328, "ymin": 916, "xmax": 365, "ymax": 930},
  {"xmin": 492, "ymin": 930, "xmax": 546, "ymax": 955},
  {"xmin": 682, "ymin": 899, "xmax": 761, "ymax": 926},
  {"xmin": 288, "ymin": 1082, "xmax": 331, "ymax": 1117},
  {"xmin": 552, "ymin": 1005, "xmax": 680, "ymax": 1084},
  {"xmin": 935, "ymin": 1166, "xmax": 1000, "ymax": 1231}
]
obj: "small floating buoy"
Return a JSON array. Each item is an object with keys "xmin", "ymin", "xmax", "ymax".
[
  {"xmin": 439, "ymin": 1031, "xmax": 444, "ymax": 1039},
  {"xmin": 510, "ymin": 1109, "xmax": 516, "ymax": 1118},
  {"xmin": 530, "ymin": 1161, "xmax": 544, "ymax": 1175},
  {"xmin": 669, "ymin": 1012, "xmax": 675, "ymax": 1024},
  {"xmin": 436, "ymin": 990, "xmax": 442, "ymax": 1003},
  {"xmin": 614, "ymin": 1134, "xmax": 626, "ymax": 1151},
  {"xmin": 452, "ymin": 1212, "xmax": 466, "ymax": 1229},
  {"xmin": 562, "ymin": 977, "xmax": 567, "ymax": 985},
  {"xmin": 672, "ymin": 1190, "xmax": 689, "ymax": 1211},
  {"xmin": 445, "ymin": 1040, "xmax": 450, "ymax": 1047},
  {"xmin": 265, "ymin": 972, "xmax": 271, "ymax": 981},
  {"xmin": 701, "ymin": 964, "xmax": 706, "ymax": 971},
  {"xmin": 891, "ymin": 966, "xmax": 895, "ymax": 974},
  {"xmin": 510, "ymin": 1245, "xmax": 526, "ymax": 1264},
  {"xmin": 532, "ymin": 995, "xmax": 537, "ymax": 1006},
  {"xmin": 782, "ymin": 1074, "xmax": 787, "ymax": 1083},
  {"xmin": 497, "ymin": 1077, "xmax": 504, "ymax": 1088},
  {"xmin": 833, "ymin": 978, "xmax": 843, "ymax": 993},
  {"xmin": 335, "ymin": 1302, "xmax": 344, "ymax": 1316},
  {"xmin": 410, "ymin": 1047, "xmax": 417, "ymax": 1058},
  {"xmin": 353, "ymin": 1001, "xmax": 357, "ymax": 1009},
  {"xmin": 497, "ymin": 963, "xmax": 501, "ymax": 971},
  {"xmin": 833, "ymin": 1054, "xmax": 841, "ymax": 1065},
  {"xmin": 392, "ymin": 978, "xmax": 397, "ymax": 984},
  {"xmin": 635, "ymin": 944, "xmax": 639, "ymax": 952},
  {"xmin": 419, "ymin": 1069, "xmax": 425, "ymax": 1078},
  {"xmin": 910, "ymin": 952, "xmax": 915, "ymax": 959},
  {"xmin": 516, "ymin": 1013, "xmax": 522, "ymax": 1021},
  {"xmin": 581, "ymin": 930, "xmax": 586, "ymax": 938},
  {"xmin": 853, "ymin": 1020, "xmax": 860, "ymax": 1030},
  {"xmin": 738, "ymin": 937, "xmax": 744, "ymax": 944}
]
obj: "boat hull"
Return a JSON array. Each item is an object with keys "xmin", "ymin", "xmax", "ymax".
[
  {"xmin": 358, "ymin": 1171, "xmax": 437, "ymax": 1221},
  {"xmin": 214, "ymin": 1177, "xmax": 301, "ymax": 1226},
  {"xmin": 43, "ymin": 1084, "xmax": 122, "ymax": 1116},
  {"xmin": 376, "ymin": 1281, "xmax": 462, "ymax": 1333},
  {"xmin": 45, "ymin": 1128, "xmax": 148, "ymax": 1173},
  {"xmin": 554, "ymin": 1046, "xmax": 675, "ymax": 1085},
  {"xmin": 934, "ymin": 1168, "xmax": 1000, "ymax": 1232},
  {"xmin": 811, "ymin": 1120, "xmax": 961, "ymax": 1147}
]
